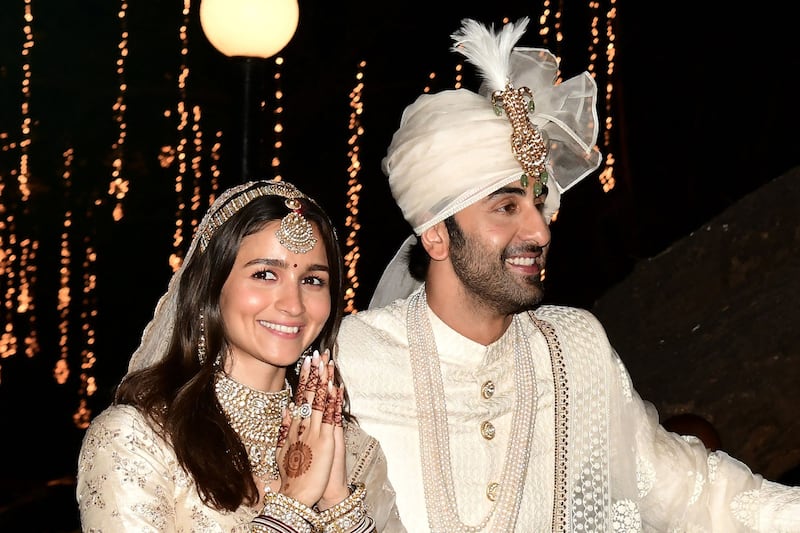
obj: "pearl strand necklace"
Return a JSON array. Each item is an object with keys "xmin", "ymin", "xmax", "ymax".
[{"xmin": 408, "ymin": 289, "xmax": 540, "ymax": 532}]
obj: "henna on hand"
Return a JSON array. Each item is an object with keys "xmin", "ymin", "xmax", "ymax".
[
  {"xmin": 312, "ymin": 359, "xmax": 328, "ymax": 412},
  {"xmin": 283, "ymin": 441, "xmax": 313, "ymax": 478},
  {"xmin": 277, "ymin": 410, "xmax": 291, "ymax": 448},
  {"xmin": 322, "ymin": 381, "xmax": 336, "ymax": 425},
  {"xmin": 295, "ymin": 356, "xmax": 310, "ymax": 405},
  {"xmin": 334, "ymin": 386, "xmax": 344, "ymax": 428},
  {"xmin": 307, "ymin": 355, "xmax": 322, "ymax": 405}
]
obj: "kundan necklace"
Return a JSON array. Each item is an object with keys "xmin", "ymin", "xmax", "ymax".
[
  {"xmin": 214, "ymin": 372, "xmax": 290, "ymax": 483},
  {"xmin": 408, "ymin": 289, "xmax": 540, "ymax": 532}
]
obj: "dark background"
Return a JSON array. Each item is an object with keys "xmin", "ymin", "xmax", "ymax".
[{"xmin": 0, "ymin": 1, "xmax": 798, "ymax": 529}]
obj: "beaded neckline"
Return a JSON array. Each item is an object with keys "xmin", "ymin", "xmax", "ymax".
[
  {"xmin": 214, "ymin": 372, "xmax": 290, "ymax": 482},
  {"xmin": 407, "ymin": 289, "xmax": 544, "ymax": 532}
]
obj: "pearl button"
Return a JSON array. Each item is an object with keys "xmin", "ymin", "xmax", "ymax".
[
  {"xmin": 480, "ymin": 420, "xmax": 496, "ymax": 440},
  {"xmin": 481, "ymin": 380, "xmax": 495, "ymax": 399},
  {"xmin": 486, "ymin": 481, "xmax": 500, "ymax": 501}
]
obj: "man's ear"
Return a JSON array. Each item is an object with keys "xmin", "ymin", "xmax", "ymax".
[{"xmin": 420, "ymin": 222, "xmax": 449, "ymax": 261}]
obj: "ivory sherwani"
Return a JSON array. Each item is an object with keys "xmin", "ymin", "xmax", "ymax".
[{"xmin": 336, "ymin": 285, "xmax": 800, "ymax": 532}]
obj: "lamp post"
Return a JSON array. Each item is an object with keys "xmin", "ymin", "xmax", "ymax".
[{"xmin": 199, "ymin": 0, "xmax": 299, "ymax": 183}]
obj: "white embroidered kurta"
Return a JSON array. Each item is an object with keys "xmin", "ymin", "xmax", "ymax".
[
  {"xmin": 336, "ymin": 286, "xmax": 800, "ymax": 532},
  {"xmin": 76, "ymin": 405, "xmax": 406, "ymax": 532}
]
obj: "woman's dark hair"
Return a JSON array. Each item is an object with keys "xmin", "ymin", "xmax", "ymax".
[{"xmin": 115, "ymin": 190, "xmax": 345, "ymax": 511}]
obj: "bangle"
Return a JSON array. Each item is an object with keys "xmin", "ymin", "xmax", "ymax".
[
  {"xmin": 318, "ymin": 483, "xmax": 372, "ymax": 533},
  {"xmin": 251, "ymin": 514, "xmax": 308, "ymax": 533},
  {"xmin": 254, "ymin": 491, "xmax": 324, "ymax": 533},
  {"xmin": 327, "ymin": 516, "xmax": 374, "ymax": 533}
]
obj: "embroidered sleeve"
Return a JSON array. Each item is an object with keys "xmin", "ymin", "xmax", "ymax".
[
  {"xmin": 755, "ymin": 480, "xmax": 800, "ymax": 532},
  {"xmin": 343, "ymin": 422, "xmax": 407, "ymax": 532},
  {"xmin": 77, "ymin": 406, "xmax": 178, "ymax": 532},
  {"xmin": 623, "ymin": 381, "xmax": 799, "ymax": 531},
  {"xmin": 567, "ymin": 308, "xmax": 800, "ymax": 531}
]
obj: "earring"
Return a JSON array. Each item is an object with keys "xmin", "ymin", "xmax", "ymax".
[
  {"xmin": 197, "ymin": 313, "xmax": 207, "ymax": 365},
  {"xmin": 295, "ymin": 346, "xmax": 313, "ymax": 375}
]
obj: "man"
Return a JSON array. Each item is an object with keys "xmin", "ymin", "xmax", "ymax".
[{"xmin": 336, "ymin": 17, "xmax": 800, "ymax": 532}]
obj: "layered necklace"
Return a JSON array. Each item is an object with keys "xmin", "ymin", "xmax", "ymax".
[
  {"xmin": 214, "ymin": 372, "xmax": 290, "ymax": 483},
  {"xmin": 408, "ymin": 289, "xmax": 540, "ymax": 532}
]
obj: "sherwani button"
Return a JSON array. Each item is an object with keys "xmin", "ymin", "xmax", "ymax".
[
  {"xmin": 480, "ymin": 420, "xmax": 496, "ymax": 440},
  {"xmin": 486, "ymin": 481, "xmax": 500, "ymax": 501}
]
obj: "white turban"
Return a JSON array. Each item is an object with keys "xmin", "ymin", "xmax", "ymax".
[
  {"xmin": 383, "ymin": 48, "xmax": 601, "ymax": 235},
  {"xmin": 370, "ymin": 19, "xmax": 602, "ymax": 308}
]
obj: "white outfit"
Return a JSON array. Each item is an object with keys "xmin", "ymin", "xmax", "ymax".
[
  {"xmin": 336, "ymin": 285, "xmax": 800, "ymax": 532},
  {"xmin": 77, "ymin": 405, "xmax": 406, "ymax": 532}
]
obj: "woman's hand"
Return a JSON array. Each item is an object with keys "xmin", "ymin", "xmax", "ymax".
[
  {"xmin": 317, "ymin": 381, "xmax": 350, "ymax": 511},
  {"xmin": 275, "ymin": 350, "xmax": 338, "ymax": 507}
]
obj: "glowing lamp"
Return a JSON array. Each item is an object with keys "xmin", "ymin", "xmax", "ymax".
[{"xmin": 199, "ymin": 0, "xmax": 299, "ymax": 58}]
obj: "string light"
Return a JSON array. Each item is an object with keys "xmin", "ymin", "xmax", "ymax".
[
  {"xmin": 17, "ymin": 236, "xmax": 39, "ymax": 358},
  {"xmin": 599, "ymin": 0, "xmax": 617, "ymax": 191},
  {"xmin": 453, "ymin": 63, "xmax": 463, "ymax": 89},
  {"xmin": 165, "ymin": 0, "xmax": 221, "ymax": 275},
  {"xmin": 54, "ymin": 149, "xmax": 74, "ymax": 388},
  {"xmin": 272, "ymin": 57, "xmax": 286, "ymax": 180},
  {"xmin": 343, "ymin": 61, "xmax": 367, "ymax": 313},
  {"xmin": 18, "ymin": 0, "xmax": 37, "ymax": 333},
  {"xmin": 73, "ymin": 234, "xmax": 98, "ymax": 430},
  {"xmin": 0, "ymin": 131, "xmax": 20, "ymax": 373},
  {"xmin": 423, "ymin": 71, "xmax": 437, "ymax": 94},
  {"xmin": 168, "ymin": 1, "xmax": 194, "ymax": 273},
  {"xmin": 18, "ymin": 0, "xmax": 34, "ymax": 202},
  {"xmin": 538, "ymin": 1, "xmax": 553, "ymax": 44},
  {"xmin": 0, "ymin": 0, "xmax": 41, "ymax": 374},
  {"xmin": 108, "ymin": 0, "xmax": 130, "ymax": 221}
]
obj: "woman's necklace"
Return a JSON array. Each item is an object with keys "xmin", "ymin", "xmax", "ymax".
[
  {"xmin": 407, "ymin": 289, "xmax": 541, "ymax": 532},
  {"xmin": 214, "ymin": 372, "xmax": 290, "ymax": 483}
]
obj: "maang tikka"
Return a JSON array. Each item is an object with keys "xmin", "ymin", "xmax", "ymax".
[{"xmin": 276, "ymin": 197, "xmax": 317, "ymax": 254}]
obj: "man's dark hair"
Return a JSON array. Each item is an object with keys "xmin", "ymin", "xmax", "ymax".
[{"xmin": 407, "ymin": 216, "xmax": 460, "ymax": 281}]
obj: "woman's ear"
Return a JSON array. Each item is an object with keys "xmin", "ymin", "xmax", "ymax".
[{"xmin": 420, "ymin": 222, "xmax": 449, "ymax": 261}]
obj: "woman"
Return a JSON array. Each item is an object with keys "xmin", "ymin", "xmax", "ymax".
[{"xmin": 76, "ymin": 179, "xmax": 405, "ymax": 532}]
